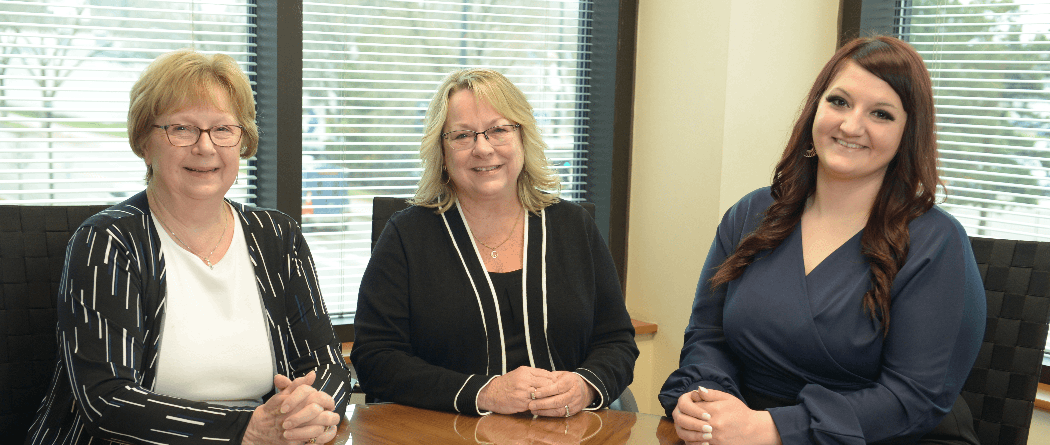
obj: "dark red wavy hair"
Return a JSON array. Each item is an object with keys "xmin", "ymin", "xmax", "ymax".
[{"xmin": 710, "ymin": 36, "xmax": 940, "ymax": 334}]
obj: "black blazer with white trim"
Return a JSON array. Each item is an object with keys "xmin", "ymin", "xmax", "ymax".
[{"xmin": 352, "ymin": 200, "xmax": 638, "ymax": 415}]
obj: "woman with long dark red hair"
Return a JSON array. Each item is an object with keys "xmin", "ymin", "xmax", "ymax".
[{"xmin": 659, "ymin": 36, "xmax": 985, "ymax": 444}]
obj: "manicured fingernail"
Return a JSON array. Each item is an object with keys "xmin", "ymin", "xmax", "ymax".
[
  {"xmin": 701, "ymin": 412, "xmax": 711, "ymax": 420},
  {"xmin": 696, "ymin": 386, "xmax": 709, "ymax": 393},
  {"xmin": 703, "ymin": 433, "xmax": 713, "ymax": 440},
  {"xmin": 702, "ymin": 425, "xmax": 713, "ymax": 433}
]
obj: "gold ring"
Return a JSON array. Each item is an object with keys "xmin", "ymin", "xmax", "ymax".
[
  {"xmin": 564, "ymin": 405, "xmax": 570, "ymax": 417},
  {"xmin": 308, "ymin": 438, "xmax": 317, "ymax": 444},
  {"xmin": 530, "ymin": 391, "xmax": 536, "ymax": 400}
]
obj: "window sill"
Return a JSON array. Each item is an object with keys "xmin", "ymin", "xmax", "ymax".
[
  {"xmin": 341, "ymin": 318, "xmax": 658, "ymax": 365},
  {"xmin": 1037, "ymin": 383, "xmax": 1050, "ymax": 412}
]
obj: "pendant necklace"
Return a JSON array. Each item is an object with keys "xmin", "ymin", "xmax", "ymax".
[
  {"xmin": 150, "ymin": 190, "xmax": 229, "ymax": 269},
  {"xmin": 475, "ymin": 207, "xmax": 523, "ymax": 259}
]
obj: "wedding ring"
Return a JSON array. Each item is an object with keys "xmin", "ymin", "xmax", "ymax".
[
  {"xmin": 530, "ymin": 391, "xmax": 536, "ymax": 400},
  {"xmin": 308, "ymin": 438, "xmax": 317, "ymax": 444},
  {"xmin": 564, "ymin": 405, "xmax": 570, "ymax": 417}
]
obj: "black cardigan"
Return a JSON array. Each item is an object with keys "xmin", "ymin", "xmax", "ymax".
[
  {"xmin": 26, "ymin": 191, "xmax": 351, "ymax": 445},
  {"xmin": 351, "ymin": 200, "xmax": 638, "ymax": 415}
]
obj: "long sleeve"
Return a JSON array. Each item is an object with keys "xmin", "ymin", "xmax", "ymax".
[
  {"xmin": 271, "ymin": 215, "xmax": 352, "ymax": 417},
  {"xmin": 51, "ymin": 220, "xmax": 254, "ymax": 444},
  {"xmin": 657, "ymin": 189, "xmax": 765, "ymax": 415},
  {"xmin": 766, "ymin": 209, "xmax": 985, "ymax": 444},
  {"xmin": 570, "ymin": 206, "xmax": 638, "ymax": 410},
  {"xmin": 351, "ymin": 214, "xmax": 494, "ymax": 414}
]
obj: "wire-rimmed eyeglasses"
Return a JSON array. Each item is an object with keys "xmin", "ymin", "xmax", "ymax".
[
  {"xmin": 153, "ymin": 124, "xmax": 244, "ymax": 148},
  {"xmin": 441, "ymin": 124, "xmax": 521, "ymax": 151}
]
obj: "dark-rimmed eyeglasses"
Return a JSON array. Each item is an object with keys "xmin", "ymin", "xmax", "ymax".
[
  {"xmin": 153, "ymin": 124, "xmax": 244, "ymax": 147},
  {"xmin": 441, "ymin": 124, "xmax": 521, "ymax": 151}
]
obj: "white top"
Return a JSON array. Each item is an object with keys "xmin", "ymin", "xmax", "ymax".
[{"xmin": 153, "ymin": 206, "xmax": 275, "ymax": 406}]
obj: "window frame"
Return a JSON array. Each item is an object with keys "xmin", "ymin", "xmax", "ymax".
[{"xmin": 250, "ymin": 0, "xmax": 637, "ymax": 339}]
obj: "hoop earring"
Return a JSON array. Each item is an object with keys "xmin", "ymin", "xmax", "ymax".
[
  {"xmin": 441, "ymin": 167, "xmax": 451, "ymax": 185},
  {"xmin": 803, "ymin": 144, "xmax": 816, "ymax": 158}
]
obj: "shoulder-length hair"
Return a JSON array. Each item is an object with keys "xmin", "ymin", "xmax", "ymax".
[
  {"xmin": 711, "ymin": 36, "xmax": 939, "ymax": 334},
  {"xmin": 127, "ymin": 49, "xmax": 258, "ymax": 183},
  {"xmin": 409, "ymin": 68, "xmax": 561, "ymax": 213}
]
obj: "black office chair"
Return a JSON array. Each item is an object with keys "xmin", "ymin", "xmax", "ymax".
[
  {"xmin": 369, "ymin": 197, "xmax": 638, "ymax": 411},
  {"xmin": 0, "ymin": 204, "xmax": 108, "ymax": 443},
  {"xmin": 963, "ymin": 237, "xmax": 1050, "ymax": 445}
]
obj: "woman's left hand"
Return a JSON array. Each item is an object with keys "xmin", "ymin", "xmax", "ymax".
[
  {"xmin": 528, "ymin": 371, "xmax": 595, "ymax": 417},
  {"xmin": 681, "ymin": 387, "xmax": 782, "ymax": 445}
]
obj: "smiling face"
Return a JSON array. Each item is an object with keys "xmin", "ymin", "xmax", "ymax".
[
  {"xmin": 443, "ymin": 88, "xmax": 524, "ymax": 205},
  {"xmin": 144, "ymin": 88, "xmax": 241, "ymax": 203},
  {"xmin": 811, "ymin": 61, "xmax": 908, "ymax": 185}
]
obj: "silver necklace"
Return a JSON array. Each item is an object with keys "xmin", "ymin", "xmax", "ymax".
[
  {"xmin": 474, "ymin": 207, "xmax": 523, "ymax": 259},
  {"xmin": 151, "ymin": 192, "xmax": 229, "ymax": 269}
]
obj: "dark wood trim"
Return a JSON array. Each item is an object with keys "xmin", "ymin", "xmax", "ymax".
[
  {"xmin": 253, "ymin": 0, "xmax": 303, "ymax": 222},
  {"xmin": 609, "ymin": 0, "xmax": 638, "ymax": 293},
  {"xmin": 839, "ymin": 0, "xmax": 863, "ymax": 46}
]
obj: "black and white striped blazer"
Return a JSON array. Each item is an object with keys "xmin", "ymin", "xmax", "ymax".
[{"xmin": 25, "ymin": 191, "xmax": 351, "ymax": 445}]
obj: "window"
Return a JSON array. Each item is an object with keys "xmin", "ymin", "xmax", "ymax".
[
  {"xmin": 1, "ymin": 1, "xmax": 630, "ymax": 334},
  {"xmin": 0, "ymin": 1, "xmax": 258, "ymax": 205},
  {"xmin": 893, "ymin": 1, "xmax": 1050, "ymax": 241},
  {"xmin": 301, "ymin": 1, "xmax": 595, "ymax": 324},
  {"xmin": 889, "ymin": 0, "xmax": 1050, "ymax": 363}
]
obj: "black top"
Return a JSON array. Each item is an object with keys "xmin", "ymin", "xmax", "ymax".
[
  {"xmin": 490, "ymin": 269, "xmax": 527, "ymax": 369},
  {"xmin": 352, "ymin": 200, "xmax": 638, "ymax": 415}
]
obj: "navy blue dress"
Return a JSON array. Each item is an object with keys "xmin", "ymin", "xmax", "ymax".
[{"xmin": 659, "ymin": 188, "xmax": 985, "ymax": 444}]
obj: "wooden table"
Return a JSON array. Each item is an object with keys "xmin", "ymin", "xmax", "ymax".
[{"xmin": 326, "ymin": 403, "xmax": 683, "ymax": 444}]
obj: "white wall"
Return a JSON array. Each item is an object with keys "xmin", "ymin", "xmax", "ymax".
[{"xmin": 624, "ymin": 0, "xmax": 839, "ymax": 415}]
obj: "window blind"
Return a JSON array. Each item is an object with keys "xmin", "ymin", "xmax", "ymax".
[
  {"xmin": 894, "ymin": 0, "xmax": 1050, "ymax": 361},
  {"xmin": 302, "ymin": 0, "xmax": 594, "ymax": 323},
  {"xmin": 0, "ymin": 0, "xmax": 258, "ymax": 205},
  {"xmin": 895, "ymin": 1, "xmax": 1050, "ymax": 242}
]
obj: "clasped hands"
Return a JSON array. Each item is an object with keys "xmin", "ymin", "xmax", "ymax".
[
  {"xmin": 671, "ymin": 386, "xmax": 781, "ymax": 445},
  {"xmin": 478, "ymin": 366, "xmax": 595, "ymax": 417},
  {"xmin": 242, "ymin": 371, "xmax": 340, "ymax": 445}
]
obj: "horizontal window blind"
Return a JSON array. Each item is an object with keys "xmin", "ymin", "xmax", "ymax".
[
  {"xmin": 0, "ymin": 0, "xmax": 258, "ymax": 205},
  {"xmin": 895, "ymin": 0, "xmax": 1050, "ymax": 360},
  {"xmin": 896, "ymin": 1, "xmax": 1050, "ymax": 242},
  {"xmin": 303, "ymin": 0, "xmax": 593, "ymax": 323}
]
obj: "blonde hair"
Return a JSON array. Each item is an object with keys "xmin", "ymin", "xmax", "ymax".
[
  {"xmin": 127, "ymin": 49, "xmax": 258, "ymax": 182},
  {"xmin": 409, "ymin": 68, "xmax": 561, "ymax": 213}
]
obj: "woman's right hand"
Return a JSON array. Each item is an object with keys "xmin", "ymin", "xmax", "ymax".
[
  {"xmin": 242, "ymin": 372, "xmax": 340, "ymax": 445},
  {"xmin": 672, "ymin": 389, "xmax": 713, "ymax": 445},
  {"xmin": 478, "ymin": 366, "xmax": 555, "ymax": 414}
]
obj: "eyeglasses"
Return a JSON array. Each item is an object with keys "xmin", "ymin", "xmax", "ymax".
[
  {"xmin": 153, "ymin": 124, "xmax": 244, "ymax": 147},
  {"xmin": 441, "ymin": 124, "xmax": 521, "ymax": 151}
]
